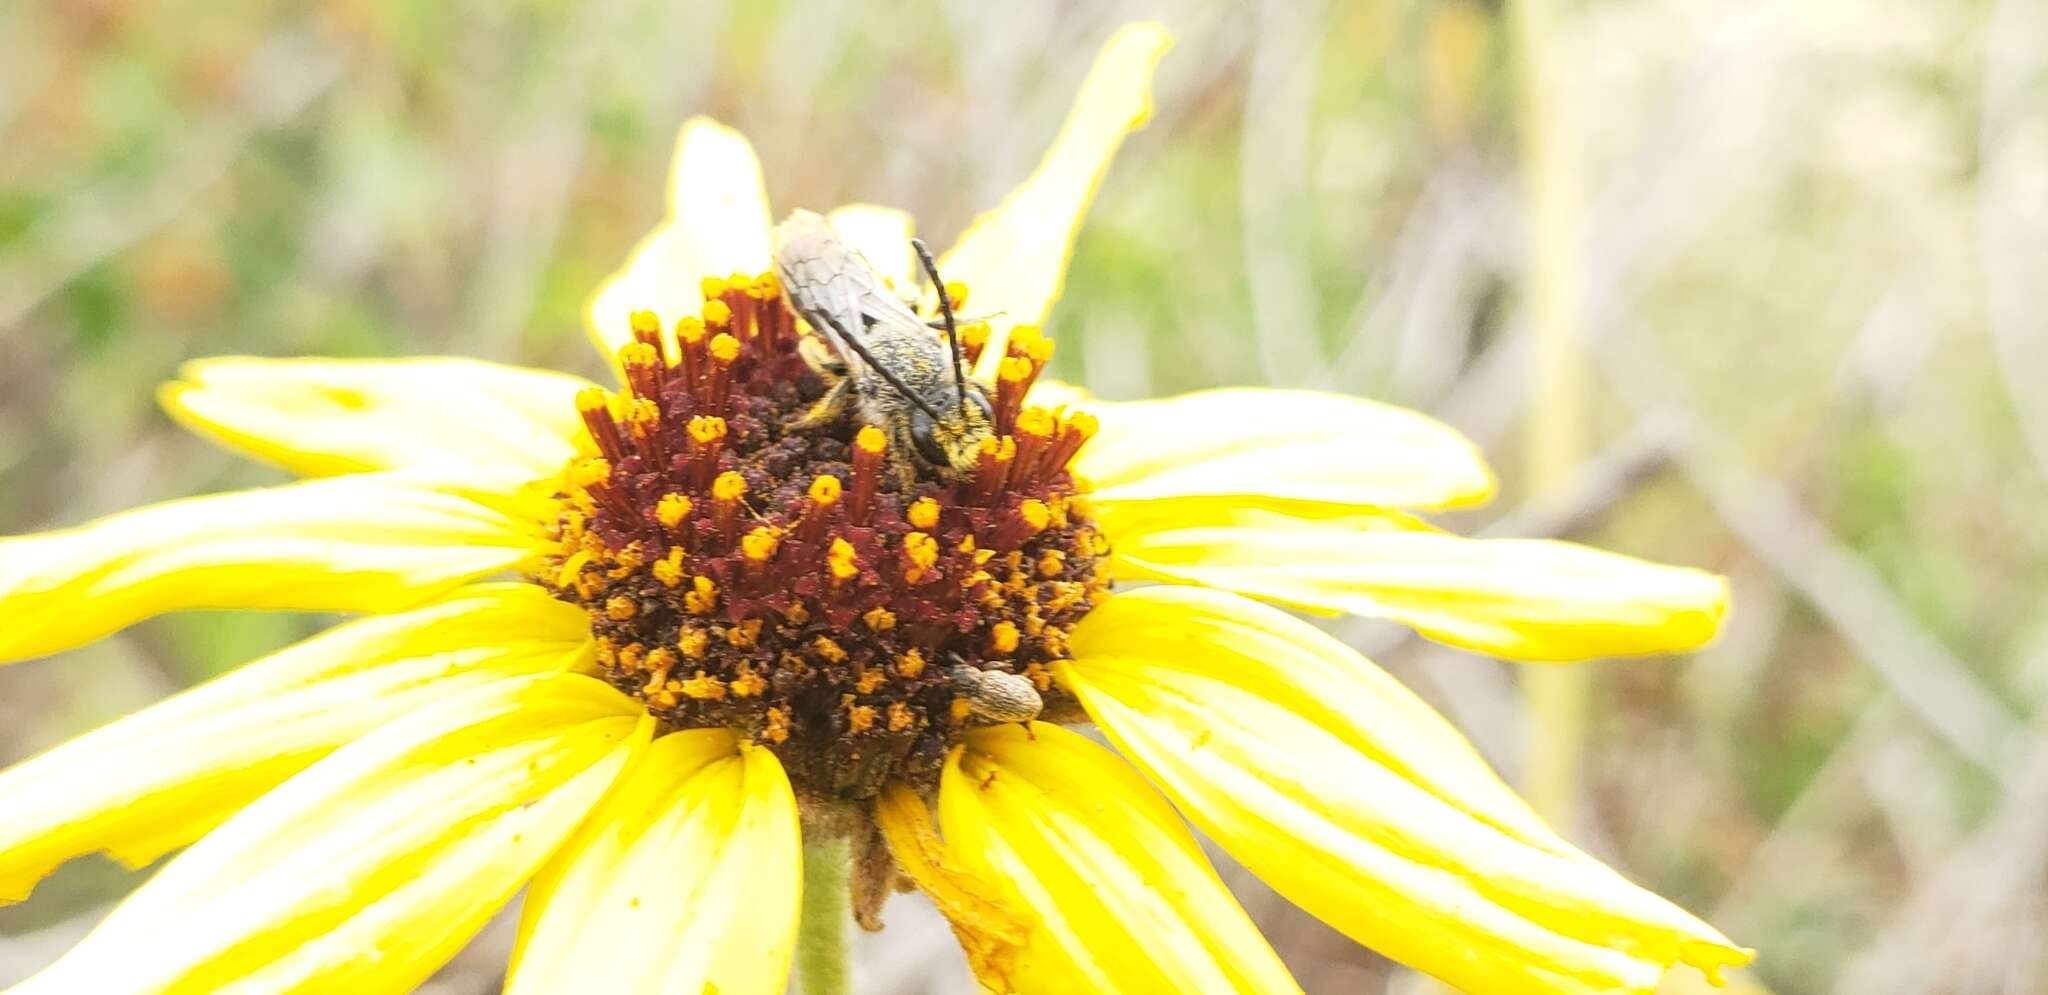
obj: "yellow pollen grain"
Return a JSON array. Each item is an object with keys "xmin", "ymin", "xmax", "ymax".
[
  {"xmin": 1008, "ymin": 325, "xmax": 1043, "ymax": 353},
  {"xmin": 709, "ymin": 332, "xmax": 740, "ymax": 362},
  {"xmin": 641, "ymin": 647, "xmax": 677, "ymax": 683},
  {"xmin": 998, "ymin": 355, "xmax": 1032, "ymax": 385},
  {"xmin": 605, "ymin": 595, "xmax": 638, "ymax": 621},
  {"xmin": 712, "ymin": 471, "xmax": 748, "ymax": 502},
  {"xmin": 887, "ymin": 702, "xmax": 916, "ymax": 732},
  {"xmin": 903, "ymin": 532, "xmax": 939, "ymax": 577},
  {"xmin": 677, "ymin": 315, "xmax": 706, "ymax": 346},
  {"xmin": 809, "ymin": 474, "xmax": 842, "ymax": 505},
  {"xmin": 855, "ymin": 425, "xmax": 887, "ymax": 455},
  {"xmin": 554, "ymin": 549, "xmax": 592, "ymax": 589},
  {"xmin": 594, "ymin": 637, "xmax": 618, "ymax": 667},
  {"xmin": 895, "ymin": 649, "xmax": 927, "ymax": 679},
  {"xmin": 1067, "ymin": 410, "xmax": 1099, "ymax": 438},
  {"xmin": 726, "ymin": 619, "xmax": 763, "ymax": 650},
  {"xmin": 652, "ymin": 548, "xmax": 685, "ymax": 588},
  {"xmin": 657, "ymin": 493, "xmax": 693, "ymax": 529},
  {"xmin": 813, "ymin": 636, "xmax": 848, "ymax": 664},
  {"xmin": 957, "ymin": 534, "xmax": 977, "ymax": 554},
  {"xmin": 686, "ymin": 575, "xmax": 718, "ymax": 614},
  {"xmin": 702, "ymin": 298, "xmax": 732, "ymax": 327},
  {"xmin": 575, "ymin": 386, "xmax": 611, "ymax": 416},
  {"xmin": 827, "ymin": 537, "xmax": 860, "ymax": 581},
  {"xmin": 569, "ymin": 457, "xmax": 611, "ymax": 489},
  {"xmin": 742, "ymin": 526, "xmax": 781, "ymax": 562},
  {"xmin": 620, "ymin": 341, "xmax": 659, "ymax": 372},
  {"xmin": 678, "ymin": 628, "xmax": 709, "ymax": 659},
  {"xmin": 763, "ymin": 707, "xmax": 790, "ymax": 744},
  {"xmin": 907, "ymin": 497, "xmax": 940, "ymax": 530},
  {"xmin": 1025, "ymin": 661, "xmax": 1053, "ymax": 692},
  {"xmin": 688, "ymin": 415, "xmax": 728, "ymax": 445},
  {"xmin": 856, "ymin": 667, "xmax": 886, "ymax": 694},
  {"xmin": 989, "ymin": 621, "xmax": 1021, "ymax": 655},
  {"xmin": 730, "ymin": 664, "xmax": 767, "ymax": 698},
  {"xmin": 943, "ymin": 280, "xmax": 970, "ymax": 310},
  {"xmin": 848, "ymin": 704, "xmax": 879, "ymax": 735},
  {"xmin": 1026, "ymin": 335, "xmax": 1054, "ymax": 365},
  {"xmin": 1038, "ymin": 550, "xmax": 1065, "ymax": 578},
  {"xmin": 949, "ymin": 698, "xmax": 973, "ymax": 723},
  {"xmin": 783, "ymin": 602, "xmax": 811, "ymax": 624},
  {"xmin": 681, "ymin": 670, "xmax": 728, "ymax": 701},
  {"xmin": 1017, "ymin": 500, "xmax": 1051, "ymax": 533},
  {"xmin": 1015, "ymin": 407, "xmax": 1054, "ymax": 439},
  {"xmin": 629, "ymin": 309, "xmax": 661, "ymax": 337},
  {"xmin": 961, "ymin": 321, "xmax": 990, "ymax": 352},
  {"xmin": 863, "ymin": 607, "xmax": 896, "ymax": 631},
  {"xmin": 617, "ymin": 642, "xmax": 646, "ymax": 673},
  {"xmin": 701, "ymin": 275, "xmax": 728, "ymax": 298}
]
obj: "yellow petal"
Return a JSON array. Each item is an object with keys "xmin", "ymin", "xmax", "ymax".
[
  {"xmin": 935, "ymin": 723, "xmax": 1299, "ymax": 994},
  {"xmin": 1075, "ymin": 387, "xmax": 1496, "ymax": 511},
  {"xmin": 0, "ymin": 583, "xmax": 590, "ymax": 905},
  {"xmin": 1062, "ymin": 587, "xmax": 1753, "ymax": 995},
  {"xmin": 826, "ymin": 203, "xmax": 917, "ymax": 291},
  {"xmin": 0, "ymin": 472, "xmax": 545, "ymax": 665},
  {"xmin": 1102, "ymin": 512, "xmax": 1728, "ymax": 660},
  {"xmin": 944, "ymin": 22, "xmax": 1173, "ymax": 378},
  {"xmin": 161, "ymin": 356, "xmax": 596, "ymax": 484},
  {"xmin": 590, "ymin": 117, "xmax": 773, "ymax": 370},
  {"xmin": 508, "ymin": 730, "xmax": 800, "ymax": 995},
  {"xmin": 12, "ymin": 675, "xmax": 649, "ymax": 995}
]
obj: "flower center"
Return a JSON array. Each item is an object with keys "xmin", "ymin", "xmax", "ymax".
[{"xmin": 536, "ymin": 274, "xmax": 1108, "ymax": 800}]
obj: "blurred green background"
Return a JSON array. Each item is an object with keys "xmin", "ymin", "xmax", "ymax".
[{"xmin": 3, "ymin": 1, "xmax": 2046, "ymax": 993}]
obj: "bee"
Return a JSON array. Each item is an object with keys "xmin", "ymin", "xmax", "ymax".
[{"xmin": 772, "ymin": 210, "xmax": 994, "ymax": 485}]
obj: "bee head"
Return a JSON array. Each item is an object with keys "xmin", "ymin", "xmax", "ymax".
[{"xmin": 908, "ymin": 384, "xmax": 994, "ymax": 479}]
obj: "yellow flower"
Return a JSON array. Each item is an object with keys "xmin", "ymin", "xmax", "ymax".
[{"xmin": 0, "ymin": 21, "xmax": 1747, "ymax": 995}]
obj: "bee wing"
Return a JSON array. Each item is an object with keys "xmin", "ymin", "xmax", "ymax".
[{"xmin": 773, "ymin": 210, "xmax": 928, "ymax": 374}]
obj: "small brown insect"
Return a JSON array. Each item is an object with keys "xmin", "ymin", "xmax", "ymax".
[
  {"xmin": 772, "ymin": 210, "xmax": 994, "ymax": 484},
  {"xmin": 949, "ymin": 663, "xmax": 1044, "ymax": 724}
]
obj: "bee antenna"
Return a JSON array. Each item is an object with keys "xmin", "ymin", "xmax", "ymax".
[
  {"xmin": 911, "ymin": 237, "xmax": 968, "ymax": 411},
  {"xmin": 825, "ymin": 315, "xmax": 946, "ymax": 420}
]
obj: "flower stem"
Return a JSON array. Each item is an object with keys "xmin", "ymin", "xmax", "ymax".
[
  {"xmin": 796, "ymin": 836, "xmax": 854, "ymax": 995},
  {"xmin": 1510, "ymin": 0, "xmax": 1592, "ymax": 824}
]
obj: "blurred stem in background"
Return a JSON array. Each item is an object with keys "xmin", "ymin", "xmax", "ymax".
[{"xmin": 1508, "ymin": 0, "xmax": 1591, "ymax": 824}]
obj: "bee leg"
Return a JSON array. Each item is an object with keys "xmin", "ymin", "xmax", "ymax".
[
  {"xmin": 883, "ymin": 420, "xmax": 922, "ymax": 490},
  {"xmin": 790, "ymin": 377, "xmax": 852, "ymax": 430}
]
